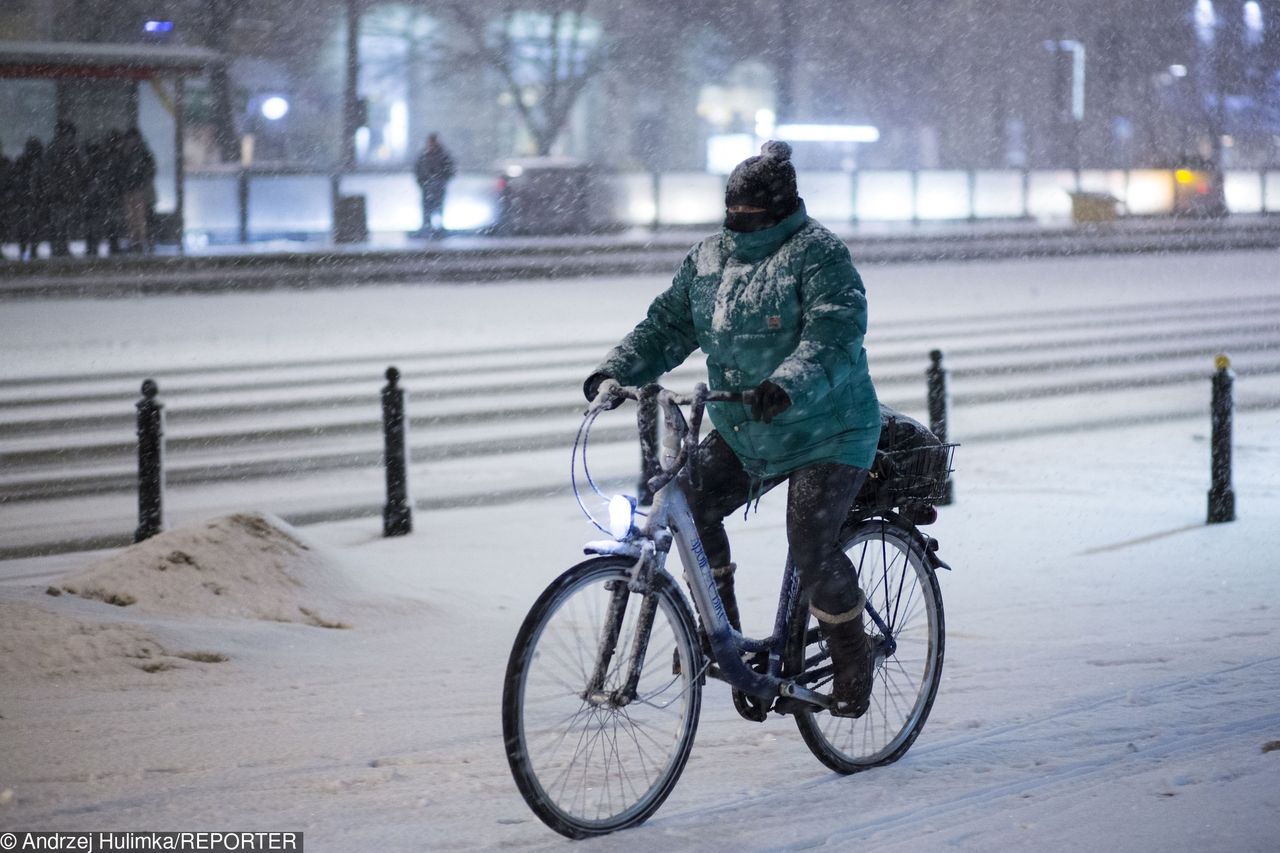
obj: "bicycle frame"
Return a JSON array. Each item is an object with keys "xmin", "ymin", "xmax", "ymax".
[{"xmin": 581, "ymin": 384, "xmax": 891, "ymax": 708}]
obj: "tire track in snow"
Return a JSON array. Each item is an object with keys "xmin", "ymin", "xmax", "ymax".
[{"xmin": 654, "ymin": 656, "xmax": 1280, "ymax": 846}]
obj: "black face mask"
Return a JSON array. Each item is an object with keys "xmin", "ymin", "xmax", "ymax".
[{"xmin": 724, "ymin": 209, "xmax": 779, "ymax": 233}]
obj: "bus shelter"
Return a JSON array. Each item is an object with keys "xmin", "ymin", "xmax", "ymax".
[{"xmin": 0, "ymin": 41, "xmax": 223, "ymax": 249}]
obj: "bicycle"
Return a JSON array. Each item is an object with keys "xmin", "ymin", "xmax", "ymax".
[{"xmin": 502, "ymin": 380, "xmax": 956, "ymax": 838}]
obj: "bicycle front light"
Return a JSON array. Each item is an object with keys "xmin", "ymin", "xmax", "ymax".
[{"xmin": 608, "ymin": 494, "xmax": 637, "ymax": 540}]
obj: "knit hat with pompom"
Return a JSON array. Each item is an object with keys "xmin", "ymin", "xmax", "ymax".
[{"xmin": 724, "ymin": 140, "xmax": 799, "ymax": 221}]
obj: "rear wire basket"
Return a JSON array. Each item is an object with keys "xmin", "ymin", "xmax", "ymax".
[{"xmin": 864, "ymin": 442, "xmax": 958, "ymax": 507}]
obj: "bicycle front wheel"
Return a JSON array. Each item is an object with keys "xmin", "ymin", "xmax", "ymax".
[
  {"xmin": 791, "ymin": 520, "xmax": 945, "ymax": 774},
  {"xmin": 502, "ymin": 556, "xmax": 702, "ymax": 838}
]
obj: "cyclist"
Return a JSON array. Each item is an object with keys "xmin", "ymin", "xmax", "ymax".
[{"xmin": 585, "ymin": 141, "xmax": 881, "ymax": 717}]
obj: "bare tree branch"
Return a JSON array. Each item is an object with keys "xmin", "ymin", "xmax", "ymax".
[{"xmin": 434, "ymin": 0, "xmax": 607, "ymax": 155}]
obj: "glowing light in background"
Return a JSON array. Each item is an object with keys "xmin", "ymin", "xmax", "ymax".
[
  {"xmin": 1195, "ymin": 0, "xmax": 1217, "ymax": 45},
  {"xmin": 706, "ymin": 134, "xmax": 755, "ymax": 174},
  {"xmin": 386, "ymin": 100, "xmax": 408, "ymax": 161},
  {"xmin": 1169, "ymin": 64, "xmax": 1187, "ymax": 78},
  {"xmin": 857, "ymin": 172, "xmax": 914, "ymax": 221},
  {"xmin": 1244, "ymin": 1, "xmax": 1264, "ymax": 44},
  {"xmin": 442, "ymin": 198, "xmax": 497, "ymax": 231},
  {"xmin": 260, "ymin": 96, "xmax": 289, "ymax": 121},
  {"xmin": 754, "ymin": 108, "xmax": 777, "ymax": 139}
]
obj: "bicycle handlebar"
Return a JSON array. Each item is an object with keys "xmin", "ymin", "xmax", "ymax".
[
  {"xmin": 588, "ymin": 379, "xmax": 752, "ymax": 412},
  {"xmin": 587, "ymin": 380, "xmax": 757, "ymax": 495}
]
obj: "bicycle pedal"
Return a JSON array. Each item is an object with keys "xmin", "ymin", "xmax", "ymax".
[
  {"xmin": 731, "ymin": 688, "xmax": 769, "ymax": 723},
  {"xmin": 772, "ymin": 696, "xmax": 816, "ymax": 716}
]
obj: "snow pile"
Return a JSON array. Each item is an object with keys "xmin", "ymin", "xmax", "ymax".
[
  {"xmin": 0, "ymin": 600, "xmax": 178, "ymax": 679},
  {"xmin": 58, "ymin": 512, "xmax": 354, "ymax": 629}
]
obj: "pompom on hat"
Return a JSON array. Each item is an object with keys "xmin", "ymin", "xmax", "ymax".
[{"xmin": 725, "ymin": 140, "xmax": 799, "ymax": 221}]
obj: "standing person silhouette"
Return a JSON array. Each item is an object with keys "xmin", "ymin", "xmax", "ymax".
[
  {"xmin": 13, "ymin": 138, "xmax": 46, "ymax": 260},
  {"xmin": 118, "ymin": 128, "xmax": 156, "ymax": 254},
  {"xmin": 42, "ymin": 121, "xmax": 85, "ymax": 257},
  {"xmin": 413, "ymin": 132, "xmax": 455, "ymax": 238}
]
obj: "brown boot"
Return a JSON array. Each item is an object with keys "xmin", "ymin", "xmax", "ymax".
[{"xmin": 813, "ymin": 598, "xmax": 875, "ymax": 718}]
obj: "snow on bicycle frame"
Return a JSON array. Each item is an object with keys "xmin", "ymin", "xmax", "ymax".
[{"xmin": 577, "ymin": 379, "xmax": 858, "ymax": 707}]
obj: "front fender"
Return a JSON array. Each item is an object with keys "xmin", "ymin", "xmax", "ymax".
[{"xmin": 583, "ymin": 539, "xmax": 643, "ymax": 558}]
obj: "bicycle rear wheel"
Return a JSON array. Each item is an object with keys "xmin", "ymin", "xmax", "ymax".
[
  {"xmin": 502, "ymin": 556, "xmax": 702, "ymax": 838},
  {"xmin": 791, "ymin": 520, "xmax": 945, "ymax": 773}
]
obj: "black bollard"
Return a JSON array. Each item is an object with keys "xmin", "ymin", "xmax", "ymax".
[
  {"xmin": 636, "ymin": 386, "xmax": 660, "ymax": 506},
  {"xmin": 382, "ymin": 366, "xmax": 413, "ymax": 536},
  {"xmin": 926, "ymin": 349, "xmax": 954, "ymax": 505},
  {"xmin": 134, "ymin": 379, "xmax": 165, "ymax": 542},
  {"xmin": 1207, "ymin": 354, "xmax": 1236, "ymax": 524}
]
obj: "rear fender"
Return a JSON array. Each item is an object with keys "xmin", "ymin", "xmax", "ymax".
[{"xmin": 846, "ymin": 509, "xmax": 952, "ymax": 572}]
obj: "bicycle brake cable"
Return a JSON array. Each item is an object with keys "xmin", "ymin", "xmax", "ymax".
[
  {"xmin": 571, "ymin": 408, "xmax": 610, "ymax": 534},
  {"xmin": 572, "ymin": 400, "xmax": 649, "ymax": 534}
]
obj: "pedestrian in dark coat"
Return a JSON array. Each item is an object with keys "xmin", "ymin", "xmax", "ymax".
[
  {"xmin": 102, "ymin": 130, "xmax": 125, "ymax": 254},
  {"xmin": 82, "ymin": 139, "xmax": 108, "ymax": 257},
  {"xmin": 118, "ymin": 128, "xmax": 156, "ymax": 253},
  {"xmin": 42, "ymin": 121, "xmax": 86, "ymax": 257},
  {"xmin": 82, "ymin": 132, "xmax": 124, "ymax": 257},
  {"xmin": 13, "ymin": 138, "xmax": 46, "ymax": 260},
  {"xmin": 413, "ymin": 132, "xmax": 456, "ymax": 237}
]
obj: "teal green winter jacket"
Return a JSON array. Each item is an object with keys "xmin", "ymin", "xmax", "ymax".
[{"xmin": 595, "ymin": 202, "xmax": 880, "ymax": 478}]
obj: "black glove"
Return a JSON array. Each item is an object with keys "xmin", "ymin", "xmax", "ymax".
[
  {"xmin": 750, "ymin": 380, "xmax": 791, "ymax": 424},
  {"xmin": 583, "ymin": 372, "xmax": 622, "ymax": 410}
]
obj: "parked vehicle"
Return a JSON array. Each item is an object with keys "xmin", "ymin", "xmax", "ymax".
[
  {"xmin": 1172, "ymin": 158, "xmax": 1228, "ymax": 218},
  {"xmin": 491, "ymin": 157, "xmax": 605, "ymax": 235}
]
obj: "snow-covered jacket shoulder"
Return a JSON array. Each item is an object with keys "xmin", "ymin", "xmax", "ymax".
[{"xmin": 595, "ymin": 202, "xmax": 880, "ymax": 477}]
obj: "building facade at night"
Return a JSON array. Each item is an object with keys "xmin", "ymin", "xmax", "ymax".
[{"xmin": 2, "ymin": 0, "xmax": 1278, "ymax": 173}]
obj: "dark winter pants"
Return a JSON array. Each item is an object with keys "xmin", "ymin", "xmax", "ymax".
[
  {"xmin": 689, "ymin": 431, "xmax": 868, "ymax": 617},
  {"xmin": 420, "ymin": 183, "xmax": 446, "ymax": 233}
]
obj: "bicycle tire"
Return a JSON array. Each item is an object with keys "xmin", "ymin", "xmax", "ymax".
[
  {"xmin": 502, "ymin": 556, "xmax": 702, "ymax": 838},
  {"xmin": 790, "ymin": 520, "xmax": 945, "ymax": 774}
]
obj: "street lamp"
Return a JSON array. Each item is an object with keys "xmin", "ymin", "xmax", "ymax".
[
  {"xmin": 260, "ymin": 96, "xmax": 289, "ymax": 121},
  {"xmin": 1042, "ymin": 39, "xmax": 1086, "ymax": 122},
  {"xmin": 1044, "ymin": 39, "xmax": 1086, "ymax": 175}
]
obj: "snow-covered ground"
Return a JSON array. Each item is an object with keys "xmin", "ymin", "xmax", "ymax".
[
  {"xmin": 4, "ymin": 251, "xmax": 1280, "ymax": 559},
  {"xmin": 1, "ymin": 251, "xmax": 1279, "ymax": 850}
]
